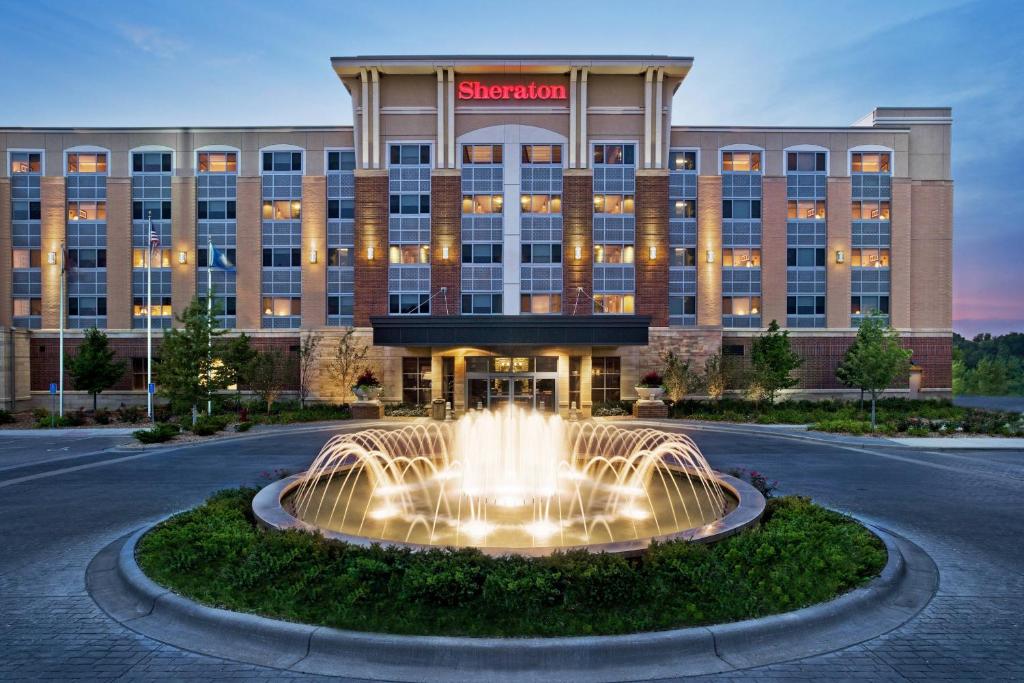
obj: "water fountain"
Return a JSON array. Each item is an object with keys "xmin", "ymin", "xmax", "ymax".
[{"xmin": 254, "ymin": 405, "xmax": 764, "ymax": 555}]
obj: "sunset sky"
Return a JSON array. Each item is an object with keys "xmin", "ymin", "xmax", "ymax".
[{"xmin": 2, "ymin": 0, "xmax": 1020, "ymax": 337}]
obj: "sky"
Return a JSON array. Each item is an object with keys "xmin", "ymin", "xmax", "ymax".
[{"xmin": 1, "ymin": 0, "xmax": 1021, "ymax": 337}]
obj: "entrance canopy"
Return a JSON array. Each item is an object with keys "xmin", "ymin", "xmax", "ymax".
[{"xmin": 370, "ymin": 315, "xmax": 650, "ymax": 347}]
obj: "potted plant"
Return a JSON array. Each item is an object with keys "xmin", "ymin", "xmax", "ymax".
[
  {"xmin": 635, "ymin": 371, "xmax": 665, "ymax": 401},
  {"xmin": 352, "ymin": 368, "xmax": 383, "ymax": 402}
]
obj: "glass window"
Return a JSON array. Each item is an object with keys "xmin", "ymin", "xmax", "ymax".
[
  {"xmin": 787, "ymin": 200, "xmax": 826, "ymax": 220},
  {"xmin": 593, "ymin": 144, "xmax": 634, "ymax": 166},
  {"xmin": 591, "ymin": 356, "xmax": 621, "ymax": 403},
  {"xmin": 461, "ymin": 293, "xmax": 503, "ymax": 315},
  {"xmin": 13, "ymin": 298, "xmax": 41, "ymax": 317},
  {"xmin": 851, "ymin": 295, "xmax": 889, "ymax": 316},
  {"xmin": 389, "ymin": 293, "xmax": 430, "ymax": 315},
  {"xmin": 66, "ymin": 152, "xmax": 107, "ymax": 174},
  {"xmin": 851, "ymin": 200, "xmax": 890, "ymax": 220},
  {"xmin": 787, "ymin": 247, "xmax": 825, "ymax": 267},
  {"xmin": 669, "ymin": 150, "xmax": 697, "ymax": 171},
  {"xmin": 67, "ymin": 249, "xmax": 107, "ymax": 269},
  {"xmin": 787, "ymin": 151, "xmax": 827, "ymax": 173},
  {"xmin": 788, "ymin": 295, "xmax": 825, "ymax": 316},
  {"xmin": 521, "ymin": 145, "xmax": 561, "ymax": 164},
  {"xmin": 593, "ymin": 244, "xmax": 634, "ymax": 264},
  {"xmin": 133, "ymin": 248, "xmax": 172, "ymax": 268},
  {"xmin": 12, "ymin": 249, "xmax": 41, "ymax": 269},
  {"xmin": 261, "ymin": 200, "xmax": 301, "ymax": 220},
  {"xmin": 389, "ymin": 144, "xmax": 431, "ymax": 166},
  {"xmin": 669, "ymin": 247, "xmax": 695, "ymax": 267},
  {"xmin": 133, "ymin": 200, "xmax": 172, "ymax": 221},
  {"xmin": 851, "ymin": 152, "xmax": 891, "ymax": 173},
  {"xmin": 461, "ymin": 244, "xmax": 502, "ymax": 264},
  {"xmin": 722, "ymin": 296, "xmax": 761, "ymax": 316},
  {"xmin": 132, "ymin": 152, "xmax": 172, "ymax": 173},
  {"xmin": 197, "ymin": 152, "xmax": 237, "ymax": 174},
  {"xmin": 462, "ymin": 195, "xmax": 503, "ymax": 214},
  {"xmin": 10, "ymin": 152, "xmax": 42, "ymax": 174},
  {"xmin": 198, "ymin": 200, "xmax": 236, "ymax": 220},
  {"xmin": 262, "ymin": 151, "xmax": 303, "ymax": 173},
  {"xmin": 672, "ymin": 199, "xmax": 696, "ymax": 218},
  {"xmin": 262, "ymin": 297, "xmax": 301, "ymax": 316},
  {"xmin": 328, "ymin": 199, "xmax": 355, "ymax": 219},
  {"xmin": 401, "ymin": 357, "xmax": 433, "ymax": 405},
  {"xmin": 462, "ymin": 145, "xmax": 502, "ymax": 164},
  {"xmin": 390, "ymin": 244, "xmax": 430, "ymax": 264},
  {"xmin": 521, "ymin": 243, "xmax": 560, "ymax": 264},
  {"xmin": 722, "ymin": 199, "xmax": 761, "ymax": 219},
  {"xmin": 132, "ymin": 297, "xmax": 173, "ymax": 317},
  {"xmin": 197, "ymin": 248, "xmax": 235, "ymax": 268},
  {"xmin": 389, "ymin": 194, "xmax": 430, "ymax": 215},
  {"xmin": 669, "ymin": 295, "xmax": 697, "ymax": 316},
  {"xmin": 67, "ymin": 201, "xmax": 107, "ymax": 221},
  {"xmin": 593, "ymin": 294, "xmax": 634, "ymax": 314},
  {"xmin": 327, "ymin": 150, "xmax": 356, "ymax": 171},
  {"xmin": 329, "ymin": 247, "xmax": 353, "ymax": 267},
  {"xmin": 723, "ymin": 248, "xmax": 761, "ymax": 267},
  {"xmin": 520, "ymin": 293, "xmax": 561, "ymax": 314},
  {"xmin": 262, "ymin": 248, "xmax": 302, "ymax": 268},
  {"xmin": 722, "ymin": 151, "xmax": 761, "ymax": 172},
  {"xmin": 593, "ymin": 194, "xmax": 634, "ymax": 214},
  {"xmin": 520, "ymin": 194, "xmax": 561, "ymax": 214},
  {"xmin": 851, "ymin": 248, "xmax": 890, "ymax": 268}
]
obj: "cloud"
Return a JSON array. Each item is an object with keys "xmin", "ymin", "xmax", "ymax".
[{"xmin": 115, "ymin": 23, "xmax": 187, "ymax": 59}]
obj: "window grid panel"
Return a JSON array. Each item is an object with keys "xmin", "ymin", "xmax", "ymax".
[{"xmin": 520, "ymin": 265, "xmax": 563, "ymax": 293}]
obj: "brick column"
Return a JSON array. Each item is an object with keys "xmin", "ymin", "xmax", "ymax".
[
  {"xmin": 301, "ymin": 175, "xmax": 327, "ymax": 328},
  {"xmin": 635, "ymin": 171, "xmax": 668, "ymax": 326},
  {"xmin": 235, "ymin": 177, "xmax": 262, "ymax": 330},
  {"xmin": 826, "ymin": 177, "xmax": 852, "ymax": 329},
  {"xmin": 696, "ymin": 175, "xmax": 722, "ymax": 327},
  {"xmin": 430, "ymin": 171, "xmax": 461, "ymax": 316},
  {"xmin": 890, "ymin": 178, "xmax": 912, "ymax": 330},
  {"xmin": 170, "ymin": 176, "xmax": 196, "ymax": 325},
  {"xmin": 354, "ymin": 170, "xmax": 389, "ymax": 326},
  {"xmin": 105, "ymin": 178, "xmax": 132, "ymax": 329},
  {"xmin": 761, "ymin": 176, "xmax": 787, "ymax": 326},
  {"xmin": 40, "ymin": 177, "xmax": 65, "ymax": 330},
  {"xmin": 0, "ymin": 179, "xmax": 11, "ymax": 327},
  {"xmin": 910, "ymin": 181, "xmax": 953, "ymax": 331},
  {"xmin": 562, "ymin": 170, "xmax": 593, "ymax": 315}
]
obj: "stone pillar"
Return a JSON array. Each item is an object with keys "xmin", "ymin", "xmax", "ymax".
[
  {"xmin": 0, "ymin": 179, "xmax": 11, "ymax": 327},
  {"xmin": 635, "ymin": 171, "xmax": 668, "ymax": 326},
  {"xmin": 301, "ymin": 175, "xmax": 327, "ymax": 328},
  {"xmin": 562, "ymin": 170, "xmax": 593, "ymax": 314},
  {"xmin": 430, "ymin": 170, "xmax": 461, "ymax": 316},
  {"xmin": 235, "ymin": 177, "xmax": 262, "ymax": 330},
  {"xmin": 890, "ymin": 178, "xmax": 912, "ymax": 330},
  {"xmin": 761, "ymin": 176, "xmax": 787, "ymax": 326},
  {"xmin": 40, "ymin": 177, "xmax": 65, "ymax": 330},
  {"xmin": 354, "ymin": 170, "xmax": 389, "ymax": 326},
  {"xmin": 170, "ymin": 176, "xmax": 196, "ymax": 325},
  {"xmin": 696, "ymin": 175, "xmax": 722, "ymax": 327},
  {"xmin": 105, "ymin": 178, "xmax": 132, "ymax": 329},
  {"xmin": 826, "ymin": 177, "xmax": 852, "ymax": 329}
]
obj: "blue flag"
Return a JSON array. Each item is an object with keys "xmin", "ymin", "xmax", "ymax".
[{"xmin": 210, "ymin": 245, "xmax": 235, "ymax": 271}]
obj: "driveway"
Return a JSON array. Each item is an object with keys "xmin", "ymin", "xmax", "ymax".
[{"xmin": 0, "ymin": 422, "xmax": 1021, "ymax": 681}]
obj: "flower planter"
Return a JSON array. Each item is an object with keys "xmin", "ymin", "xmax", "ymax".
[
  {"xmin": 635, "ymin": 386, "xmax": 665, "ymax": 401},
  {"xmin": 354, "ymin": 386, "xmax": 383, "ymax": 402}
]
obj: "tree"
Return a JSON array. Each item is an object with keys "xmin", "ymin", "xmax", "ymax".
[
  {"xmin": 836, "ymin": 314, "xmax": 912, "ymax": 429},
  {"xmin": 216, "ymin": 333, "xmax": 257, "ymax": 406},
  {"xmin": 297, "ymin": 332, "xmax": 323, "ymax": 408},
  {"xmin": 661, "ymin": 350, "xmax": 702, "ymax": 401},
  {"xmin": 327, "ymin": 329, "xmax": 368, "ymax": 402},
  {"xmin": 972, "ymin": 357, "xmax": 1010, "ymax": 395},
  {"xmin": 68, "ymin": 327, "xmax": 126, "ymax": 411},
  {"xmin": 247, "ymin": 349, "xmax": 293, "ymax": 414},
  {"xmin": 155, "ymin": 296, "xmax": 226, "ymax": 422},
  {"xmin": 703, "ymin": 352, "xmax": 727, "ymax": 400},
  {"xmin": 750, "ymin": 320, "xmax": 803, "ymax": 404}
]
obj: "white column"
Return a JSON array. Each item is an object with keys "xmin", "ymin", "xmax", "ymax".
[
  {"xmin": 502, "ymin": 126, "xmax": 521, "ymax": 315},
  {"xmin": 371, "ymin": 68, "xmax": 380, "ymax": 170},
  {"xmin": 436, "ymin": 69, "xmax": 445, "ymax": 169},
  {"xmin": 447, "ymin": 68, "xmax": 455, "ymax": 169},
  {"xmin": 568, "ymin": 68, "xmax": 578, "ymax": 169},
  {"xmin": 579, "ymin": 69, "xmax": 588, "ymax": 169},
  {"xmin": 655, "ymin": 68, "xmax": 664, "ymax": 169},
  {"xmin": 359, "ymin": 69, "xmax": 369, "ymax": 170},
  {"xmin": 643, "ymin": 68, "xmax": 653, "ymax": 169}
]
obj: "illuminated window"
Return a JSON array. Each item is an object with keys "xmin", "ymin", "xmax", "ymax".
[
  {"xmin": 591, "ymin": 356, "xmax": 621, "ymax": 402},
  {"xmin": 67, "ymin": 201, "xmax": 107, "ymax": 221},
  {"xmin": 198, "ymin": 152, "xmax": 238, "ymax": 174},
  {"xmin": 462, "ymin": 194, "xmax": 504, "ymax": 214},
  {"xmin": 593, "ymin": 144, "xmax": 634, "ymax": 166},
  {"xmin": 132, "ymin": 297, "xmax": 173, "ymax": 317},
  {"xmin": 401, "ymin": 357, "xmax": 433, "ymax": 405},
  {"xmin": 13, "ymin": 298, "xmax": 41, "ymax": 317},
  {"xmin": 594, "ymin": 294, "xmax": 635, "ymax": 314},
  {"xmin": 462, "ymin": 145, "xmax": 502, "ymax": 165},
  {"xmin": 722, "ymin": 248, "xmax": 761, "ymax": 267},
  {"xmin": 520, "ymin": 194, "xmax": 561, "ymax": 214},
  {"xmin": 132, "ymin": 248, "xmax": 172, "ymax": 269},
  {"xmin": 66, "ymin": 153, "xmax": 107, "ymax": 174},
  {"xmin": 520, "ymin": 293, "xmax": 561, "ymax": 314},
  {"xmin": 851, "ymin": 201, "xmax": 890, "ymax": 220},
  {"xmin": 851, "ymin": 152, "xmax": 891, "ymax": 174},
  {"xmin": 593, "ymin": 244, "xmax": 634, "ymax": 264},
  {"xmin": 787, "ymin": 200, "xmax": 826, "ymax": 220},
  {"xmin": 389, "ymin": 244, "xmax": 430, "ymax": 264},
  {"xmin": 670, "ymin": 150, "xmax": 697, "ymax": 171},
  {"xmin": 328, "ymin": 247, "xmax": 353, "ymax": 267},
  {"xmin": 593, "ymin": 194, "xmax": 634, "ymax": 214},
  {"xmin": 262, "ymin": 297, "xmax": 301, "ymax": 316},
  {"xmin": 261, "ymin": 200, "xmax": 301, "ymax": 220},
  {"xmin": 722, "ymin": 151, "xmax": 761, "ymax": 172},
  {"xmin": 522, "ymin": 145, "xmax": 562, "ymax": 164},
  {"xmin": 672, "ymin": 199, "xmax": 696, "ymax": 218},
  {"xmin": 787, "ymin": 151, "xmax": 826, "ymax": 173},
  {"xmin": 10, "ymin": 152, "xmax": 41, "ymax": 174},
  {"xmin": 851, "ymin": 248, "xmax": 890, "ymax": 268},
  {"xmin": 722, "ymin": 296, "xmax": 761, "ymax": 316},
  {"xmin": 12, "ymin": 249, "xmax": 40, "ymax": 269}
]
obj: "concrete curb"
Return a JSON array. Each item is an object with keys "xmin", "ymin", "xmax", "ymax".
[{"xmin": 87, "ymin": 516, "xmax": 937, "ymax": 681}]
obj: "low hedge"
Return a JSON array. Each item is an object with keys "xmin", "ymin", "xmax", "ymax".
[{"xmin": 136, "ymin": 489, "xmax": 885, "ymax": 637}]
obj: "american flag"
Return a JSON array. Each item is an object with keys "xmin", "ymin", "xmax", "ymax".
[{"xmin": 149, "ymin": 230, "xmax": 160, "ymax": 250}]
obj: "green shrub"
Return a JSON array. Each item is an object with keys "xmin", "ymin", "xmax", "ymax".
[
  {"xmin": 32, "ymin": 407, "xmax": 50, "ymax": 421},
  {"xmin": 809, "ymin": 419, "xmax": 873, "ymax": 434},
  {"xmin": 191, "ymin": 413, "xmax": 232, "ymax": 436},
  {"xmin": 0, "ymin": 410, "xmax": 15, "ymax": 425},
  {"xmin": 118, "ymin": 405, "xmax": 145, "ymax": 423},
  {"xmin": 93, "ymin": 407, "xmax": 112, "ymax": 424},
  {"xmin": 35, "ymin": 415, "xmax": 76, "ymax": 429},
  {"xmin": 592, "ymin": 400, "xmax": 633, "ymax": 417},
  {"xmin": 133, "ymin": 422, "xmax": 180, "ymax": 444},
  {"xmin": 135, "ymin": 489, "xmax": 886, "ymax": 637},
  {"xmin": 253, "ymin": 403, "xmax": 352, "ymax": 425},
  {"xmin": 235, "ymin": 421, "xmax": 253, "ymax": 432},
  {"xmin": 384, "ymin": 403, "xmax": 429, "ymax": 417}
]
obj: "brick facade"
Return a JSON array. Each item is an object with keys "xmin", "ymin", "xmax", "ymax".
[
  {"xmin": 353, "ymin": 172, "xmax": 388, "ymax": 325},
  {"xmin": 635, "ymin": 172, "xmax": 669, "ymax": 326},
  {"xmin": 761, "ymin": 176, "xmax": 787, "ymax": 325},
  {"xmin": 430, "ymin": 172, "xmax": 461, "ymax": 316},
  {"xmin": 234, "ymin": 177, "xmax": 262, "ymax": 329},
  {"xmin": 301, "ymin": 176, "xmax": 327, "ymax": 328},
  {"xmin": 39, "ymin": 177, "xmax": 65, "ymax": 330},
  {"xmin": 170, "ymin": 177, "xmax": 196, "ymax": 324},
  {"xmin": 696, "ymin": 175, "xmax": 722, "ymax": 326},
  {"xmin": 562, "ymin": 171, "xmax": 593, "ymax": 314},
  {"xmin": 826, "ymin": 178, "xmax": 852, "ymax": 329}
]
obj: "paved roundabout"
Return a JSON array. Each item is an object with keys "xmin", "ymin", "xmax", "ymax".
[{"xmin": 1, "ymin": 419, "xmax": 1022, "ymax": 681}]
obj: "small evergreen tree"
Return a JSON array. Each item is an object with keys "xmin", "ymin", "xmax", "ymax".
[
  {"xmin": 836, "ymin": 314, "xmax": 912, "ymax": 429},
  {"xmin": 750, "ymin": 320, "xmax": 803, "ymax": 404},
  {"xmin": 972, "ymin": 357, "xmax": 1010, "ymax": 395},
  {"xmin": 156, "ymin": 296, "xmax": 227, "ymax": 422},
  {"xmin": 68, "ymin": 327, "xmax": 126, "ymax": 411},
  {"xmin": 217, "ymin": 333, "xmax": 257, "ymax": 406}
]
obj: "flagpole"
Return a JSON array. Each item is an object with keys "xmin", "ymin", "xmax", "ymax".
[
  {"xmin": 207, "ymin": 237, "xmax": 213, "ymax": 416},
  {"xmin": 146, "ymin": 213, "xmax": 153, "ymax": 421},
  {"xmin": 58, "ymin": 242, "xmax": 65, "ymax": 417}
]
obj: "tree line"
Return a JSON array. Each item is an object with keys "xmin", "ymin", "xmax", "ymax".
[{"xmin": 953, "ymin": 332, "xmax": 1024, "ymax": 396}]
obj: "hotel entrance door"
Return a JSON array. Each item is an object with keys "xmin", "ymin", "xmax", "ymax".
[{"xmin": 465, "ymin": 356, "xmax": 558, "ymax": 413}]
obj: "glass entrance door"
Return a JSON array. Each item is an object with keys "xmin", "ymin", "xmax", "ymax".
[{"xmin": 465, "ymin": 356, "xmax": 559, "ymax": 413}]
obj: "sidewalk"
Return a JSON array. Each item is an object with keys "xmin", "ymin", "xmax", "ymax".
[{"xmin": 887, "ymin": 437, "xmax": 1024, "ymax": 450}]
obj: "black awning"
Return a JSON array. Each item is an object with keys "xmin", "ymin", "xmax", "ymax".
[{"xmin": 370, "ymin": 315, "xmax": 650, "ymax": 347}]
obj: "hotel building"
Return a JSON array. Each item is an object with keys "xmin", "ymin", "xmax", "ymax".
[{"xmin": 0, "ymin": 55, "xmax": 953, "ymax": 413}]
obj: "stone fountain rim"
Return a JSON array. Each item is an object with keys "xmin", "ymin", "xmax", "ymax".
[{"xmin": 251, "ymin": 467, "xmax": 765, "ymax": 558}]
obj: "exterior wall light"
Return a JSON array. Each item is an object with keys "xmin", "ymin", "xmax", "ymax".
[
  {"xmin": 367, "ymin": 246, "xmax": 375, "ymax": 260},
  {"xmin": 47, "ymin": 252, "xmax": 57, "ymax": 264},
  {"xmin": 835, "ymin": 250, "xmax": 845, "ymax": 264},
  {"xmin": 648, "ymin": 246, "xmax": 657, "ymax": 260},
  {"xmin": 178, "ymin": 251, "xmax": 187, "ymax": 264},
  {"xmin": 706, "ymin": 249, "xmax": 715, "ymax": 263},
  {"xmin": 442, "ymin": 246, "xmax": 449, "ymax": 260},
  {"xmin": 309, "ymin": 249, "xmax": 318, "ymax": 264},
  {"xmin": 574, "ymin": 245, "xmax": 583, "ymax": 261}
]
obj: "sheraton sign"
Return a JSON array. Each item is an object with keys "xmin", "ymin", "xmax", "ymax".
[{"xmin": 457, "ymin": 80, "xmax": 567, "ymax": 101}]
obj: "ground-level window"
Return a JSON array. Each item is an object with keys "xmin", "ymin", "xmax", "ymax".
[
  {"xmin": 591, "ymin": 356, "xmax": 621, "ymax": 403},
  {"xmin": 402, "ymin": 357, "xmax": 432, "ymax": 406},
  {"xmin": 131, "ymin": 357, "xmax": 156, "ymax": 390}
]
